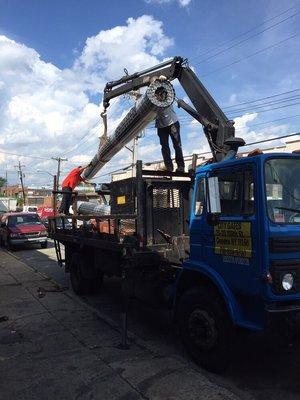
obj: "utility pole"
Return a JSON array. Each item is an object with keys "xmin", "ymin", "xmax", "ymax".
[
  {"xmin": 5, "ymin": 164, "xmax": 8, "ymax": 195},
  {"xmin": 51, "ymin": 157, "xmax": 68, "ymax": 190},
  {"xmin": 14, "ymin": 161, "xmax": 26, "ymax": 204}
]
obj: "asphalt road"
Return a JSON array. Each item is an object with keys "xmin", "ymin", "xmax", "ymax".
[{"xmin": 8, "ymin": 241, "xmax": 300, "ymax": 400}]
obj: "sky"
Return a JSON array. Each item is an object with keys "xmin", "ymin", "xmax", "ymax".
[{"xmin": 0, "ymin": 0, "xmax": 299, "ymax": 186}]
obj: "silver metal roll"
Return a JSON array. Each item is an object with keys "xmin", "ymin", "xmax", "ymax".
[
  {"xmin": 77, "ymin": 201, "xmax": 111, "ymax": 216},
  {"xmin": 83, "ymin": 79, "xmax": 175, "ymax": 179}
]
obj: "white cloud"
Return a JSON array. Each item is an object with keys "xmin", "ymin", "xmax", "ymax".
[
  {"xmin": 178, "ymin": 0, "xmax": 191, "ymax": 6},
  {"xmin": 145, "ymin": 0, "xmax": 191, "ymax": 7},
  {"xmin": 0, "ymin": 16, "xmax": 173, "ymax": 185}
]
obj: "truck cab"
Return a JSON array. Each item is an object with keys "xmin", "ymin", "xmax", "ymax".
[{"xmin": 175, "ymin": 153, "xmax": 300, "ymax": 370}]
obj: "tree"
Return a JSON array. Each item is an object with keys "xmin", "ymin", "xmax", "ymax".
[{"xmin": 0, "ymin": 177, "xmax": 6, "ymax": 190}]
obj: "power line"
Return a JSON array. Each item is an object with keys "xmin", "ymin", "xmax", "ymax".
[
  {"xmin": 227, "ymin": 96, "xmax": 300, "ymax": 116},
  {"xmin": 156, "ymin": 109, "xmax": 300, "ymax": 131},
  {"xmin": 245, "ymin": 132, "xmax": 300, "ymax": 147},
  {"xmin": 228, "ymin": 101, "xmax": 300, "ymax": 118},
  {"xmin": 236, "ymin": 114, "xmax": 300, "ymax": 129},
  {"xmin": 173, "ymin": 100, "xmax": 300, "ymax": 126},
  {"xmin": 0, "ymin": 149, "xmax": 51, "ymax": 160},
  {"xmin": 222, "ymin": 88, "xmax": 300, "ymax": 110},
  {"xmin": 195, "ymin": 9, "xmax": 300, "ymax": 64},
  {"xmin": 200, "ymin": 32, "xmax": 300, "ymax": 78},
  {"xmin": 191, "ymin": 6, "xmax": 296, "ymax": 61},
  {"xmin": 60, "ymin": 119, "xmax": 101, "ymax": 156},
  {"xmin": 186, "ymin": 132, "xmax": 300, "ymax": 159},
  {"xmin": 93, "ymin": 164, "xmax": 132, "ymax": 180}
]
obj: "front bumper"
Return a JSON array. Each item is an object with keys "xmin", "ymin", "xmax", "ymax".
[
  {"xmin": 266, "ymin": 302, "xmax": 300, "ymax": 313},
  {"xmin": 10, "ymin": 237, "xmax": 47, "ymax": 245}
]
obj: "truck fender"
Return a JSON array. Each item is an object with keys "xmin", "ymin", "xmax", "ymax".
[{"xmin": 174, "ymin": 261, "xmax": 241, "ymax": 326}]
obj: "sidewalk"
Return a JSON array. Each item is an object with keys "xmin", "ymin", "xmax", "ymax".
[{"xmin": 0, "ymin": 249, "xmax": 244, "ymax": 400}]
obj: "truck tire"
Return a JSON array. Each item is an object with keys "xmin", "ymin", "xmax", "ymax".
[
  {"xmin": 41, "ymin": 241, "xmax": 48, "ymax": 249},
  {"xmin": 177, "ymin": 286, "xmax": 234, "ymax": 373},
  {"xmin": 70, "ymin": 254, "xmax": 103, "ymax": 295}
]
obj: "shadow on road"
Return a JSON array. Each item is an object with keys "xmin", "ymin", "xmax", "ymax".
[{"xmin": 4, "ymin": 242, "xmax": 300, "ymax": 400}]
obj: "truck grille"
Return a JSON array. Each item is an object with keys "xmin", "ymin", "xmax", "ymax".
[
  {"xmin": 24, "ymin": 232, "xmax": 40, "ymax": 238},
  {"xmin": 270, "ymin": 237, "xmax": 300, "ymax": 253}
]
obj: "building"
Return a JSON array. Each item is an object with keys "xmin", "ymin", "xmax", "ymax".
[
  {"xmin": 111, "ymin": 137, "xmax": 300, "ymax": 182},
  {"xmin": 1, "ymin": 185, "xmax": 53, "ymax": 206}
]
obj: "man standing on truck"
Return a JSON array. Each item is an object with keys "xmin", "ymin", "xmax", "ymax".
[
  {"xmin": 156, "ymin": 105, "xmax": 185, "ymax": 172},
  {"xmin": 58, "ymin": 165, "xmax": 90, "ymax": 215}
]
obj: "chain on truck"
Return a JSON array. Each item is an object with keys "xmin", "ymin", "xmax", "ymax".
[{"xmin": 48, "ymin": 57, "xmax": 300, "ymax": 372}]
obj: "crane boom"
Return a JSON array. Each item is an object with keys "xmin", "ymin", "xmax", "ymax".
[{"xmin": 84, "ymin": 57, "xmax": 245, "ymax": 179}]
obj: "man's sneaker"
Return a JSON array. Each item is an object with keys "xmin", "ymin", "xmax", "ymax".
[
  {"xmin": 176, "ymin": 166, "xmax": 185, "ymax": 173},
  {"xmin": 160, "ymin": 165, "xmax": 173, "ymax": 172}
]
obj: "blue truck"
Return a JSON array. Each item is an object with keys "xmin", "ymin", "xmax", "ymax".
[{"xmin": 49, "ymin": 58, "xmax": 300, "ymax": 372}]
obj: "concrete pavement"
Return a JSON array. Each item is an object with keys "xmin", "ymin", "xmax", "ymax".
[{"xmin": 0, "ymin": 248, "xmax": 245, "ymax": 400}]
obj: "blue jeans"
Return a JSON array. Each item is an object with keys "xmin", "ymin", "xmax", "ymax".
[{"xmin": 59, "ymin": 186, "xmax": 72, "ymax": 214}]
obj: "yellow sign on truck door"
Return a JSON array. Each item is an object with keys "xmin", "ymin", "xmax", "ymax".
[{"xmin": 214, "ymin": 221, "xmax": 252, "ymax": 258}]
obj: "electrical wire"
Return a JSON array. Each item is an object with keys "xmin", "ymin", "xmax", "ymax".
[
  {"xmin": 228, "ymin": 101, "xmax": 300, "ymax": 118},
  {"xmin": 225, "ymin": 95, "xmax": 300, "ymax": 115},
  {"xmin": 0, "ymin": 149, "xmax": 51, "ymax": 160},
  {"xmin": 191, "ymin": 6, "xmax": 296, "ymax": 61},
  {"xmin": 200, "ymin": 32, "xmax": 300, "ymax": 78},
  {"xmin": 60, "ymin": 119, "xmax": 101, "ymax": 156},
  {"xmin": 222, "ymin": 88, "xmax": 300, "ymax": 110},
  {"xmin": 194, "ymin": 10, "xmax": 300, "ymax": 64}
]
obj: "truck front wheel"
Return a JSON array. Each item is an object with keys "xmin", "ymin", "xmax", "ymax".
[
  {"xmin": 177, "ymin": 286, "xmax": 234, "ymax": 373},
  {"xmin": 70, "ymin": 255, "xmax": 103, "ymax": 295}
]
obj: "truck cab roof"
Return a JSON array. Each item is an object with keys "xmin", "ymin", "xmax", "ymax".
[{"xmin": 196, "ymin": 152, "xmax": 300, "ymax": 175}]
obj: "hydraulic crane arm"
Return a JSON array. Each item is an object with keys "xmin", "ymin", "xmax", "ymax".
[
  {"xmin": 103, "ymin": 57, "xmax": 183, "ymax": 108},
  {"xmin": 103, "ymin": 57, "xmax": 244, "ymax": 162}
]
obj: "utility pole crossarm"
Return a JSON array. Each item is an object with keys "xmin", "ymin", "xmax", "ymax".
[{"xmin": 52, "ymin": 157, "xmax": 68, "ymax": 190}]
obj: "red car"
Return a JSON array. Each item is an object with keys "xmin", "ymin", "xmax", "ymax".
[{"xmin": 0, "ymin": 212, "xmax": 48, "ymax": 250}]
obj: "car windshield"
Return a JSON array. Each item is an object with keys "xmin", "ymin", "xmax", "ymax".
[
  {"xmin": 265, "ymin": 158, "xmax": 300, "ymax": 223},
  {"xmin": 8, "ymin": 214, "xmax": 41, "ymax": 226}
]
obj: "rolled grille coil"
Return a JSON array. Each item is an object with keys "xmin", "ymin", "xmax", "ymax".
[{"xmin": 83, "ymin": 80, "xmax": 175, "ymax": 179}]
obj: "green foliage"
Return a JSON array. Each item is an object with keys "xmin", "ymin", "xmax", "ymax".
[{"xmin": 0, "ymin": 177, "xmax": 6, "ymax": 188}]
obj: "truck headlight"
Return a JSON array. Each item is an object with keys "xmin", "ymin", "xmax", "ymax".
[{"xmin": 282, "ymin": 273, "xmax": 294, "ymax": 291}]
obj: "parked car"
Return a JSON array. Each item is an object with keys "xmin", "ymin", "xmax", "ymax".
[
  {"xmin": 0, "ymin": 210, "xmax": 7, "ymax": 222},
  {"xmin": 23, "ymin": 205, "xmax": 38, "ymax": 213},
  {"xmin": 0, "ymin": 212, "xmax": 48, "ymax": 250}
]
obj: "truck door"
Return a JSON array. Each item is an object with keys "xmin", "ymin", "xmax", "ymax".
[{"xmin": 202, "ymin": 164, "xmax": 260, "ymax": 296}]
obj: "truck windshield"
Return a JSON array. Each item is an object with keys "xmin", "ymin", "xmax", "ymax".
[
  {"xmin": 8, "ymin": 214, "xmax": 41, "ymax": 226},
  {"xmin": 265, "ymin": 158, "xmax": 300, "ymax": 223}
]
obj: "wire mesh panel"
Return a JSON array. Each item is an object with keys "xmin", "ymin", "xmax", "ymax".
[
  {"xmin": 152, "ymin": 187, "xmax": 183, "ymax": 243},
  {"xmin": 119, "ymin": 219, "xmax": 136, "ymax": 237}
]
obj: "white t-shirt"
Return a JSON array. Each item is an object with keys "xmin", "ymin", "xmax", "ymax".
[{"xmin": 155, "ymin": 105, "xmax": 178, "ymax": 129}]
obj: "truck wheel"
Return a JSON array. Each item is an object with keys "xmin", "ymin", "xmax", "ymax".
[
  {"xmin": 70, "ymin": 255, "xmax": 103, "ymax": 295},
  {"xmin": 41, "ymin": 241, "xmax": 48, "ymax": 249},
  {"xmin": 177, "ymin": 286, "xmax": 234, "ymax": 373}
]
